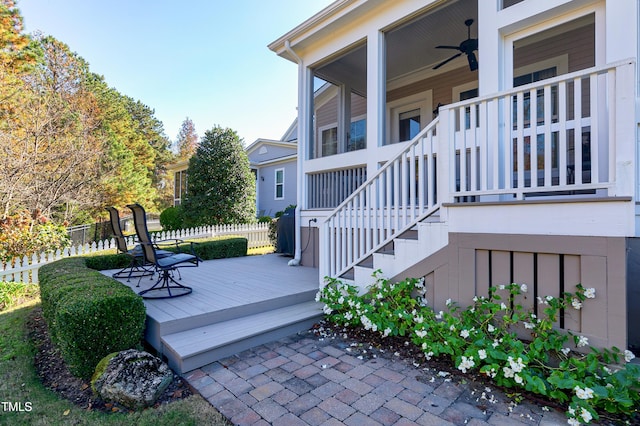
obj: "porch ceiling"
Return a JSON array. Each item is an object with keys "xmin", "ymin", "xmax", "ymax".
[{"xmin": 315, "ymin": 0, "xmax": 478, "ymax": 93}]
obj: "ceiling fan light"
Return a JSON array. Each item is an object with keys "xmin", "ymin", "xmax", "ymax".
[{"xmin": 468, "ymin": 53, "xmax": 478, "ymax": 71}]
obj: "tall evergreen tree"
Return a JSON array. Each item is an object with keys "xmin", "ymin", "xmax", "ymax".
[
  {"xmin": 175, "ymin": 117, "xmax": 198, "ymax": 159},
  {"xmin": 182, "ymin": 126, "xmax": 255, "ymax": 225}
]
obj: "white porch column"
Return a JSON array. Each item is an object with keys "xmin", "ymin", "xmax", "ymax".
[
  {"xmin": 477, "ymin": 1, "xmax": 501, "ymax": 95},
  {"xmin": 366, "ymin": 28, "xmax": 386, "ymax": 172},
  {"xmin": 291, "ymin": 59, "xmax": 314, "ymax": 266},
  {"xmin": 338, "ymin": 84, "xmax": 352, "ymax": 154}
]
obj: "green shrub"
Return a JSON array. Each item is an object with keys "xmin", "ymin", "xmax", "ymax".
[
  {"xmin": 84, "ymin": 253, "xmax": 131, "ymax": 270},
  {"xmin": 159, "ymin": 206, "xmax": 184, "ymax": 231},
  {"xmin": 38, "ymin": 257, "xmax": 145, "ymax": 379},
  {"xmin": 257, "ymin": 215, "xmax": 272, "ymax": 223},
  {"xmin": 162, "ymin": 237, "xmax": 247, "ymax": 260},
  {"xmin": 55, "ymin": 284, "xmax": 145, "ymax": 378}
]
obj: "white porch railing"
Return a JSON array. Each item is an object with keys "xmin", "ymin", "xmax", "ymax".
[
  {"xmin": 447, "ymin": 59, "xmax": 635, "ymax": 201},
  {"xmin": 322, "ymin": 119, "xmax": 440, "ymax": 278},
  {"xmin": 321, "ymin": 59, "xmax": 635, "ymax": 281},
  {"xmin": 1, "ymin": 223, "xmax": 271, "ymax": 284}
]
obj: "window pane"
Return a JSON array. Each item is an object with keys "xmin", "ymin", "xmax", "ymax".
[
  {"xmin": 399, "ymin": 109, "xmax": 420, "ymax": 141},
  {"xmin": 276, "ymin": 169, "xmax": 284, "ymax": 184},
  {"xmin": 322, "ymin": 127, "xmax": 338, "ymax": 156},
  {"xmin": 348, "ymin": 119, "xmax": 366, "ymax": 151}
]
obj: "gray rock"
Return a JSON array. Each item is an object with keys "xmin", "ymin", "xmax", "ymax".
[{"xmin": 91, "ymin": 349, "xmax": 174, "ymax": 410}]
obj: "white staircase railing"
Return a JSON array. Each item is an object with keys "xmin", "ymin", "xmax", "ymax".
[
  {"xmin": 321, "ymin": 118, "xmax": 441, "ymax": 279},
  {"xmin": 446, "ymin": 59, "xmax": 635, "ymax": 201}
]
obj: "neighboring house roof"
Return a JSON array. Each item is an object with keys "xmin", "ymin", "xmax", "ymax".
[{"xmin": 166, "ymin": 158, "xmax": 189, "ymax": 173}]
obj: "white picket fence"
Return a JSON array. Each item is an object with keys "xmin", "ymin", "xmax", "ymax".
[{"xmin": 1, "ymin": 223, "xmax": 271, "ymax": 284}]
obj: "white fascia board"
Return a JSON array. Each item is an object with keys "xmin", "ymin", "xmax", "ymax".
[
  {"xmin": 245, "ymin": 139, "xmax": 298, "ymax": 156},
  {"xmin": 250, "ymin": 154, "xmax": 298, "ymax": 168},
  {"xmin": 268, "ymin": 0, "xmax": 364, "ymax": 62}
]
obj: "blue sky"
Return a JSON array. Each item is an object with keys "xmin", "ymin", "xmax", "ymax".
[{"xmin": 18, "ymin": 1, "xmax": 334, "ymax": 146}]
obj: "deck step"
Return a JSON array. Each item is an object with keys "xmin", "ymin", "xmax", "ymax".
[{"xmin": 161, "ymin": 300, "xmax": 323, "ymax": 373}]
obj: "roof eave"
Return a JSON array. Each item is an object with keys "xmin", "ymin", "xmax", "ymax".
[{"xmin": 268, "ymin": 0, "xmax": 362, "ymax": 62}]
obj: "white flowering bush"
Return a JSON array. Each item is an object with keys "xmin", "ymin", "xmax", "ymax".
[{"xmin": 316, "ymin": 274, "xmax": 640, "ymax": 425}]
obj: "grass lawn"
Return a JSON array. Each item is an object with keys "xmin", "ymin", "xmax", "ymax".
[{"xmin": 0, "ymin": 293, "xmax": 230, "ymax": 426}]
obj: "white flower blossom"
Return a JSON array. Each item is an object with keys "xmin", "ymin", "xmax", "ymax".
[
  {"xmin": 338, "ymin": 296, "xmax": 344, "ymax": 304},
  {"xmin": 520, "ymin": 284, "xmax": 528, "ymax": 293},
  {"xmin": 492, "ymin": 339, "xmax": 500, "ymax": 348},
  {"xmin": 315, "ymin": 291, "xmax": 322, "ymax": 302},
  {"xmin": 561, "ymin": 347, "xmax": 571, "ymax": 356},
  {"xmin": 499, "ymin": 285, "xmax": 506, "ymax": 290},
  {"xmin": 425, "ymin": 351, "xmax": 434, "ymax": 360},
  {"xmin": 487, "ymin": 324, "xmax": 495, "ymax": 333},
  {"xmin": 376, "ymin": 292, "xmax": 383, "ymax": 299},
  {"xmin": 580, "ymin": 408, "xmax": 592, "ymax": 423},
  {"xmin": 446, "ymin": 298, "xmax": 452, "ymax": 306},
  {"xmin": 449, "ymin": 324, "xmax": 456, "ymax": 332},
  {"xmin": 460, "ymin": 329, "xmax": 470, "ymax": 339},
  {"xmin": 507, "ymin": 356, "xmax": 526, "ymax": 373},
  {"xmin": 574, "ymin": 386, "xmax": 594, "ymax": 400},
  {"xmin": 577, "ymin": 335, "xmax": 589, "ymax": 348},
  {"xmin": 584, "ymin": 287, "xmax": 596, "ymax": 299},
  {"xmin": 500, "ymin": 302, "xmax": 508, "ymax": 310},
  {"xmin": 625, "ymin": 349, "xmax": 636, "ymax": 363},
  {"xmin": 473, "ymin": 296, "xmax": 479, "ymax": 302},
  {"xmin": 323, "ymin": 305, "xmax": 333, "ymax": 315},
  {"xmin": 435, "ymin": 311, "xmax": 443, "ymax": 320},
  {"xmin": 523, "ymin": 322, "xmax": 535, "ymax": 330},
  {"xmin": 415, "ymin": 330, "xmax": 427, "ymax": 338},
  {"xmin": 503, "ymin": 366, "xmax": 514, "ymax": 378},
  {"xmin": 382, "ymin": 327, "xmax": 392, "ymax": 337},
  {"xmin": 567, "ymin": 418, "xmax": 580, "ymax": 426},
  {"xmin": 344, "ymin": 312, "xmax": 353, "ymax": 321},
  {"xmin": 478, "ymin": 349, "xmax": 487, "ymax": 360},
  {"xmin": 414, "ymin": 315, "xmax": 424, "ymax": 324},
  {"xmin": 514, "ymin": 374, "xmax": 524, "ymax": 384},
  {"xmin": 571, "ymin": 298, "xmax": 582, "ymax": 310},
  {"xmin": 458, "ymin": 356, "xmax": 475, "ymax": 373}
]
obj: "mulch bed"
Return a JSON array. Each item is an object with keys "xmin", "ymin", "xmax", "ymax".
[{"xmin": 26, "ymin": 307, "xmax": 193, "ymax": 413}]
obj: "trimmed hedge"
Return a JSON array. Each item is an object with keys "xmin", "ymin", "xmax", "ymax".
[
  {"xmin": 38, "ymin": 258, "xmax": 146, "ymax": 379},
  {"xmin": 161, "ymin": 237, "xmax": 248, "ymax": 260}
]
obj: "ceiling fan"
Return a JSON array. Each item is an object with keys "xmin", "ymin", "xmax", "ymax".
[{"xmin": 433, "ymin": 18, "xmax": 478, "ymax": 71}]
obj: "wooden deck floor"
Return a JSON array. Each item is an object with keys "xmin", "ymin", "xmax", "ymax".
[{"xmin": 103, "ymin": 254, "xmax": 322, "ymax": 371}]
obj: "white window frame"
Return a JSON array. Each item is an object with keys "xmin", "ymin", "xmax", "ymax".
[
  {"xmin": 274, "ymin": 168, "xmax": 285, "ymax": 200},
  {"xmin": 386, "ymin": 90, "xmax": 432, "ymax": 145},
  {"xmin": 318, "ymin": 123, "xmax": 338, "ymax": 157}
]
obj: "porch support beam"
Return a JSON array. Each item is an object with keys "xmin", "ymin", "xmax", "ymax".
[
  {"xmin": 366, "ymin": 28, "xmax": 386, "ymax": 173},
  {"xmin": 478, "ymin": 0, "xmax": 501, "ymax": 94},
  {"xmin": 338, "ymin": 84, "xmax": 352, "ymax": 154}
]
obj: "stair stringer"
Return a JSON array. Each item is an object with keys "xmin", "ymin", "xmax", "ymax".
[{"xmin": 353, "ymin": 220, "xmax": 449, "ymax": 288}]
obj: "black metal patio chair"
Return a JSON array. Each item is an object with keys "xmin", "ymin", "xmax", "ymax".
[
  {"xmin": 106, "ymin": 206, "xmax": 155, "ymax": 282},
  {"xmin": 127, "ymin": 203, "xmax": 200, "ymax": 299}
]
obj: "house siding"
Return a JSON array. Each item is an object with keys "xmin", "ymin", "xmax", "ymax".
[
  {"xmin": 387, "ymin": 65, "xmax": 478, "ymax": 107},
  {"xmin": 257, "ymin": 160, "xmax": 297, "ymax": 216},
  {"xmin": 514, "ymin": 22, "xmax": 595, "ymax": 73},
  {"xmin": 247, "ymin": 144, "xmax": 296, "ymax": 163}
]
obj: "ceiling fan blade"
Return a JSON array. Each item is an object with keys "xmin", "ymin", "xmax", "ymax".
[
  {"xmin": 436, "ymin": 45, "xmax": 461, "ymax": 50},
  {"xmin": 433, "ymin": 52, "xmax": 462, "ymax": 70},
  {"xmin": 467, "ymin": 52, "xmax": 478, "ymax": 71}
]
